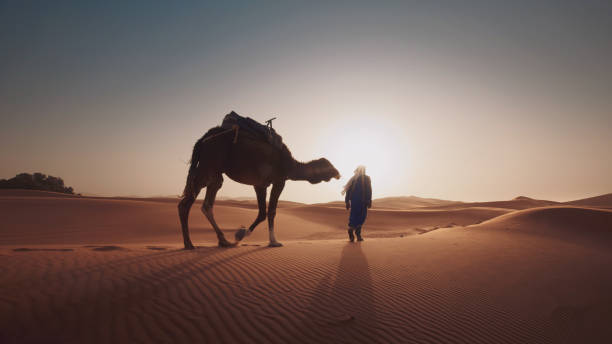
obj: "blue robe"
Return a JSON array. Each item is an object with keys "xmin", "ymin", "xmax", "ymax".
[{"xmin": 345, "ymin": 175, "xmax": 372, "ymax": 228}]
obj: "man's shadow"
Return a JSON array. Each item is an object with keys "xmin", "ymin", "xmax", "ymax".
[{"xmin": 305, "ymin": 242, "xmax": 379, "ymax": 342}]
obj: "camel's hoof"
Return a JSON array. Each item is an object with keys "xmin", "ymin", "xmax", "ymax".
[
  {"xmin": 235, "ymin": 228, "xmax": 249, "ymax": 241},
  {"xmin": 218, "ymin": 240, "xmax": 237, "ymax": 248},
  {"xmin": 184, "ymin": 242, "xmax": 195, "ymax": 250},
  {"xmin": 268, "ymin": 241, "xmax": 283, "ymax": 248}
]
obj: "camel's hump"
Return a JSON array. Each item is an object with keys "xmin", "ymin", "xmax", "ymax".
[{"xmin": 222, "ymin": 112, "xmax": 285, "ymax": 151}]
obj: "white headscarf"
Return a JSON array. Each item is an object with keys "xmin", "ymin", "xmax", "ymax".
[{"xmin": 341, "ymin": 165, "xmax": 366, "ymax": 195}]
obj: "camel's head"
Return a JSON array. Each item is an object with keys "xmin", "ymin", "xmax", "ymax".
[{"xmin": 305, "ymin": 158, "xmax": 340, "ymax": 184}]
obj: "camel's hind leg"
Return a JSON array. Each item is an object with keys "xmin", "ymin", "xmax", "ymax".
[
  {"xmin": 178, "ymin": 185, "xmax": 202, "ymax": 250},
  {"xmin": 179, "ymin": 196, "xmax": 196, "ymax": 249},
  {"xmin": 202, "ymin": 173, "xmax": 235, "ymax": 247}
]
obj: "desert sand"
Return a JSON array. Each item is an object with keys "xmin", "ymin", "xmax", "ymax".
[{"xmin": 1, "ymin": 189, "xmax": 611, "ymax": 343}]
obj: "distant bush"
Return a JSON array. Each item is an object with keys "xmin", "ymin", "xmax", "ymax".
[{"xmin": 0, "ymin": 172, "xmax": 75, "ymax": 194}]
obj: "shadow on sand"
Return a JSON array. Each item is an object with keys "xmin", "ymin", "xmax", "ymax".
[
  {"xmin": 84, "ymin": 245, "xmax": 126, "ymax": 251},
  {"xmin": 306, "ymin": 242, "xmax": 379, "ymax": 342},
  {"xmin": 13, "ymin": 248, "xmax": 74, "ymax": 252}
]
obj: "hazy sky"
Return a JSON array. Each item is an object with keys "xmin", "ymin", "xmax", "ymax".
[{"xmin": 1, "ymin": 1, "xmax": 611, "ymax": 203}]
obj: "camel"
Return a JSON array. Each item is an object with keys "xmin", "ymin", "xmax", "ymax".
[{"xmin": 178, "ymin": 112, "xmax": 340, "ymax": 249}]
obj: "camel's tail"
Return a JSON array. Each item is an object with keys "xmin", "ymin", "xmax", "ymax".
[{"xmin": 182, "ymin": 136, "xmax": 204, "ymax": 198}]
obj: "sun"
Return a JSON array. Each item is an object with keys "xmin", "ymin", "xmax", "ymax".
[{"xmin": 320, "ymin": 118, "xmax": 401, "ymax": 197}]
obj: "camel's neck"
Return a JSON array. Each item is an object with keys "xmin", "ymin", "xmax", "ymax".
[{"xmin": 288, "ymin": 160, "xmax": 318, "ymax": 182}]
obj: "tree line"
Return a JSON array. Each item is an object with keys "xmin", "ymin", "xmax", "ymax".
[{"xmin": 0, "ymin": 172, "xmax": 75, "ymax": 194}]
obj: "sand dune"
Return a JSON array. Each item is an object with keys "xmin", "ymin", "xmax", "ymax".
[
  {"xmin": 1, "ymin": 190, "xmax": 612, "ymax": 343},
  {"xmin": 371, "ymin": 195, "xmax": 461, "ymax": 209},
  {"xmin": 323, "ymin": 195, "xmax": 561, "ymax": 211},
  {"xmin": 470, "ymin": 206, "xmax": 612, "ymax": 249},
  {"xmin": 0, "ymin": 191, "xmax": 321, "ymax": 245},
  {"xmin": 319, "ymin": 195, "xmax": 460, "ymax": 210},
  {"xmin": 0, "ymin": 190, "xmax": 302, "ymax": 208},
  {"xmin": 565, "ymin": 193, "xmax": 612, "ymax": 208},
  {"xmin": 285, "ymin": 205, "xmax": 510, "ymax": 238},
  {"xmin": 427, "ymin": 196, "xmax": 560, "ymax": 211},
  {"xmin": 0, "ymin": 190, "xmax": 507, "ymax": 244}
]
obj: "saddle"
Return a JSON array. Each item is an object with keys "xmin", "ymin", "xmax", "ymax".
[{"xmin": 221, "ymin": 111, "xmax": 284, "ymax": 150}]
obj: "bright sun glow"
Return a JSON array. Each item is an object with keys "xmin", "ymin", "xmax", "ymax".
[{"xmin": 317, "ymin": 115, "xmax": 407, "ymax": 198}]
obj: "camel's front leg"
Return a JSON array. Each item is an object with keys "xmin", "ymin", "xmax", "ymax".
[
  {"xmin": 235, "ymin": 186, "xmax": 267, "ymax": 242},
  {"xmin": 201, "ymin": 174, "xmax": 235, "ymax": 247},
  {"xmin": 267, "ymin": 180, "xmax": 285, "ymax": 247}
]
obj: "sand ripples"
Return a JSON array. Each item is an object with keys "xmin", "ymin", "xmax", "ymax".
[{"xmin": 2, "ymin": 234, "xmax": 590, "ymax": 343}]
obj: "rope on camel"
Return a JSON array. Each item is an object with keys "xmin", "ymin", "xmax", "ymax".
[{"xmin": 200, "ymin": 125, "xmax": 240, "ymax": 144}]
